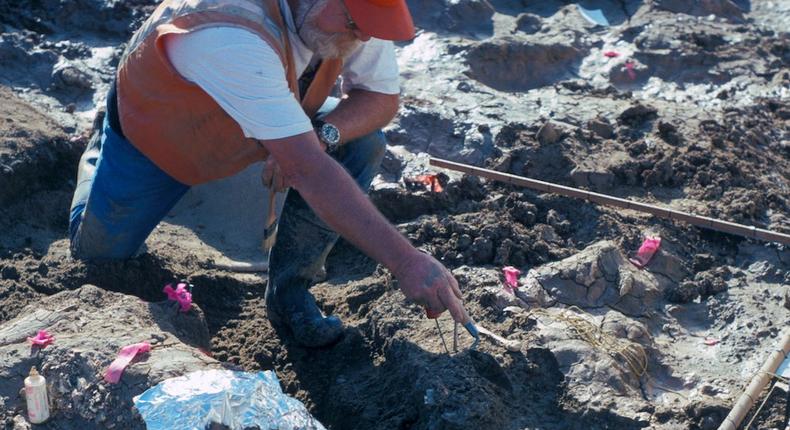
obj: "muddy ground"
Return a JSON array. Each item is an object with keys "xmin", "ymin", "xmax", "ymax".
[{"xmin": 1, "ymin": 0, "xmax": 789, "ymax": 429}]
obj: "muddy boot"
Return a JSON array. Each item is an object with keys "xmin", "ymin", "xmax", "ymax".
[
  {"xmin": 265, "ymin": 280, "xmax": 343, "ymax": 348},
  {"xmin": 265, "ymin": 187, "xmax": 345, "ymax": 348},
  {"xmin": 265, "ymin": 127, "xmax": 386, "ymax": 347}
]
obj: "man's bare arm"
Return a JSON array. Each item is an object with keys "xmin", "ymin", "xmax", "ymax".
[
  {"xmin": 320, "ymin": 89, "xmax": 399, "ymax": 143},
  {"xmin": 264, "ymin": 131, "xmax": 413, "ymax": 269}
]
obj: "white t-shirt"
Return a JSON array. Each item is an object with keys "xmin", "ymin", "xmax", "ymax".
[{"xmin": 163, "ymin": 0, "xmax": 400, "ymax": 141}]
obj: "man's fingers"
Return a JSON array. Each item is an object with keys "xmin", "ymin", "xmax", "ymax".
[
  {"xmin": 438, "ymin": 285, "xmax": 471, "ymax": 325},
  {"xmin": 428, "ymin": 292, "xmax": 448, "ymax": 318},
  {"xmin": 449, "ymin": 275, "xmax": 462, "ymax": 300},
  {"xmin": 425, "ymin": 307, "xmax": 442, "ymax": 319},
  {"xmin": 428, "ymin": 284, "xmax": 446, "ymax": 312}
]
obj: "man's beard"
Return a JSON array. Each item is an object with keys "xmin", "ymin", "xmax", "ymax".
[{"xmin": 295, "ymin": 0, "xmax": 361, "ymax": 59}]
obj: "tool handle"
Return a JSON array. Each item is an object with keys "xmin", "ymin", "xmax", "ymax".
[
  {"xmin": 266, "ymin": 189, "xmax": 277, "ymax": 225},
  {"xmin": 464, "ymin": 321, "xmax": 479, "ymax": 339},
  {"xmin": 262, "ymin": 189, "xmax": 279, "ymax": 252}
]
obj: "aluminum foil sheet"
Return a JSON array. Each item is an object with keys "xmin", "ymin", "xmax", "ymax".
[{"xmin": 133, "ymin": 369, "xmax": 325, "ymax": 429}]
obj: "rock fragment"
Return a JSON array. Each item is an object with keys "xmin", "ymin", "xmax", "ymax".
[
  {"xmin": 618, "ymin": 103, "xmax": 658, "ymax": 127},
  {"xmin": 536, "ymin": 121, "xmax": 565, "ymax": 145},
  {"xmin": 587, "ymin": 117, "xmax": 614, "ymax": 139},
  {"xmin": 570, "ymin": 164, "xmax": 614, "ymax": 190}
]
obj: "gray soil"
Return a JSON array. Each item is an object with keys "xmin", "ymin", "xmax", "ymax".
[{"xmin": 1, "ymin": 0, "xmax": 789, "ymax": 429}]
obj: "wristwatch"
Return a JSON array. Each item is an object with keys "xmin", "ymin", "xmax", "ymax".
[{"xmin": 313, "ymin": 120, "xmax": 340, "ymax": 153}]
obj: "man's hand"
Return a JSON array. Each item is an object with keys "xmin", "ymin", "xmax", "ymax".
[
  {"xmin": 261, "ymin": 156, "xmax": 288, "ymax": 192},
  {"xmin": 394, "ymin": 251, "xmax": 472, "ymax": 324}
]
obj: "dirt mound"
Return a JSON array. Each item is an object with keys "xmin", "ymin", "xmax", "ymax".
[
  {"xmin": 0, "ymin": 87, "xmax": 75, "ymax": 205},
  {"xmin": 466, "ymin": 41, "xmax": 586, "ymax": 92},
  {"xmin": 0, "ymin": 285, "xmax": 217, "ymax": 428},
  {"xmin": 407, "ymin": 0, "xmax": 496, "ymax": 37}
]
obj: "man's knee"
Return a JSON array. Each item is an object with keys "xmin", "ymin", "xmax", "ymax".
[
  {"xmin": 69, "ymin": 210, "xmax": 139, "ymax": 261},
  {"xmin": 352, "ymin": 129, "xmax": 387, "ymax": 165},
  {"xmin": 70, "ymin": 236, "xmax": 139, "ymax": 262}
]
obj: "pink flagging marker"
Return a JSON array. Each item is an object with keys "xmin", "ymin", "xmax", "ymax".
[
  {"xmin": 629, "ymin": 236, "xmax": 661, "ymax": 268},
  {"xmin": 163, "ymin": 282, "xmax": 192, "ymax": 312},
  {"xmin": 416, "ymin": 174, "xmax": 444, "ymax": 193},
  {"xmin": 502, "ymin": 266, "xmax": 521, "ymax": 294},
  {"xmin": 104, "ymin": 342, "xmax": 151, "ymax": 384},
  {"xmin": 27, "ymin": 330, "xmax": 55, "ymax": 348}
]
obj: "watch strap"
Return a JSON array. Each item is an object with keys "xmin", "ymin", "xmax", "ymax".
[{"xmin": 312, "ymin": 119, "xmax": 339, "ymax": 153}]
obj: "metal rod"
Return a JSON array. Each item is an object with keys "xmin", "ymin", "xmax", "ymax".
[
  {"xmin": 718, "ymin": 332, "xmax": 790, "ymax": 430},
  {"xmin": 453, "ymin": 321, "xmax": 458, "ymax": 353},
  {"xmin": 745, "ymin": 383, "xmax": 777, "ymax": 429},
  {"xmin": 434, "ymin": 319, "xmax": 450, "ymax": 354},
  {"xmin": 429, "ymin": 158, "xmax": 790, "ymax": 246}
]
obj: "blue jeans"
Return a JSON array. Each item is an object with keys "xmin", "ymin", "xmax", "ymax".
[
  {"xmin": 69, "ymin": 115, "xmax": 190, "ymax": 260},
  {"xmin": 68, "ymin": 98, "xmax": 386, "ymax": 264}
]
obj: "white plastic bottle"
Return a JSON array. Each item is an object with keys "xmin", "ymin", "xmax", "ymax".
[{"xmin": 24, "ymin": 367, "xmax": 50, "ymax": 424}]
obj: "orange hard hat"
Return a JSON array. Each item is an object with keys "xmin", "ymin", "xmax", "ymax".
[{"xmin": 344, "ymin": 0, "xmax": 415, "ymax": 41}]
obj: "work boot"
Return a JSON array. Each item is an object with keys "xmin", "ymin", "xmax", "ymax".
[
  {"xmin": 265, "ymin": 281, "xmax": 343, "ymax": 348},
  {"xmin": 264, "ymin": 127, "xmax": 386, "ymax": 347},
  {"xmin": 265, "ymin": 191, "xmax": 340, "ymax": 347}
]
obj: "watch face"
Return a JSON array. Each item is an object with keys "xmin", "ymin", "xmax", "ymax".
[{"xmin": 321, "ymin": 123, "xmax": 340, "ymax": 145}]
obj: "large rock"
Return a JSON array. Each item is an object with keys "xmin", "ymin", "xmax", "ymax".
[
  {"xmin": 0, "ymin": 285, "xmax": 221, "ymax": 428},
  {"xmin": 535, "ymin": 121, "xmax": 565, "ymax": 145},
  {"xmin": 519, "ymin": 240, "xmax": 668, "ymax": 317},
  {"xmin": 466, "ymin": 40, "xmax": 585, "ymax": 92},
  {"xmin": 508, "ymin": 305, "xmax": 653, "ymax": 425},
  {"xmin": 570, "ymin": 163, "xmax": 615, "ymax": 191}
]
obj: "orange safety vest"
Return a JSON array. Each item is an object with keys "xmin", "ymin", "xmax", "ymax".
[{"xmin": 116, "ymin": 0, "xmax": 341, "ymax": 185}]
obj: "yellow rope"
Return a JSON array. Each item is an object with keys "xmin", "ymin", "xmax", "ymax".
[
  {"xmin": 527, "ymin": 306, "xmax": 693, "ymax": 398},
  {"xmin": 527, "ymin": 307, "xmax": 649, "ymax": 378}
]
